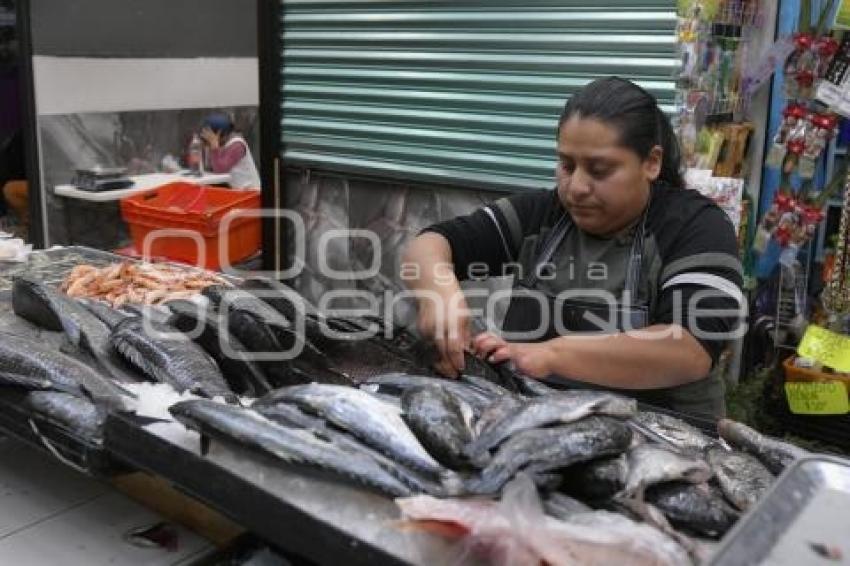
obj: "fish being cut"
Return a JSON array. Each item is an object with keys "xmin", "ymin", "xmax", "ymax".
[
  {"xmin": 255, "ymin": 383, "xmax": 445, "ymax": 476},
  {"xmin": 621, "ymin": 444, "xmax": 713, "ymax": 499},
  {"xmin": 466, "ymin": 417, "xmax": 633, "ymax": 495},
  {"xmin": 255, "ymin": 401, "xmax": 448, "ymax": 496},
  {"xmin": 109, "ymin": 317, "xmax": 236, "ymax": 402},
  {"xmin": 466, "ymin": 391, "xmax": 637, "ymax": 461},
  {"xmin": 706, "ymin": 447, "xmax": 774, "ymax": 512},
  {"xmin": 645, "ymin": 481, "xmax": 739, "ymax": 538},
  {"xmin": 0, "ymin": 332, "xmax": 129, "ymax": 409},
  {"xmin": 13, "ymin": 276, "xmax": 141, "ymax": 384},
  {"xmin": 170, "ymin": 399, "xmax": 413, "ymax": 497},
  {"xmin": 25, "ymin": 390, "xmax": 106, "ymax": 441},
  {"xmin": 401, "ymin": 385, "xmax": 473, "ymax": 470},
  {"xmin": 717, "ymin": 418, "xmax": 809, "ymax": 474}
]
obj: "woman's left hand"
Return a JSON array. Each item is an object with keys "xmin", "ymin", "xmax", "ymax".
[{"xmin": 472, "ymin": 332, "xmax": 553, "ymax": 378}]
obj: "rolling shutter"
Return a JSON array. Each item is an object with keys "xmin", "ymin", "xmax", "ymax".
[{"xmin": 281, "ymin": 1, "xmax": 678, "ymax": 191}]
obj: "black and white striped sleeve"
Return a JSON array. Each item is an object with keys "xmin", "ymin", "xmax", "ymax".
[
  {"xmin": 421, "ymin": 189, "xmax": 549, "ymax": 281},
  {"xmin": 652, "ymin": 205, "xmax": 745, "ymax": 366}
]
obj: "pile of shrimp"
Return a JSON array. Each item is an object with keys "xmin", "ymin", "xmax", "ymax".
[{"xmin": 60, "ymin": 261, "xmax": 229, "ymax": 307}]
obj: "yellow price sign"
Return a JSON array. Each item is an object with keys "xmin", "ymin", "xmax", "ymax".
[
  {"xmin": 797, "ymin": 325, "xmax": 850, "ymax": 373},
  {"xmin": 785, "ymin": 382, "xmax": 849, "ymax": 415}
]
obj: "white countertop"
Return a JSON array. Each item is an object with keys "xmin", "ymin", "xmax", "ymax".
[{"xmin": 53, "ymin": 172, "xmax": 232, "ymax": 202}]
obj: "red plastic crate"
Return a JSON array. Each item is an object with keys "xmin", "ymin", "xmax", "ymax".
[{"xmin": 120, "ymin": 182, "xmax": 261, "ymax": 270}]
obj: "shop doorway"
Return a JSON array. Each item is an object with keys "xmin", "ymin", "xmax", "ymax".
[{"xmin": 0, "ymin": 0, "xmax": 26, "ymax": 241}]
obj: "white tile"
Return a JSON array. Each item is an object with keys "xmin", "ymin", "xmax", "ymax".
[
  {"xmin": 0, "ymin": 437, "xmax": 108, "ymax": 539},
  {"xmin": 0, "ymin": 491, "xmax": 214, "ymax": 566}
]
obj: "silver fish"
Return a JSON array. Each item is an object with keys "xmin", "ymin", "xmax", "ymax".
[
  {"xmin": 631, "ymin": 411, "xmax": 717, "ymax": 452},
  {"xmin": 622, "ymin": 444, "xmax": 713, "ymax": 499},
  {"xmin": 717, "ymin": 418, "xmax": 808, "ymax": 475},
  {"xmin": 473, "ymin": 394, "xmax": 523, "ymax": 437},
  {"xmin": 255, "ymin": 401, "xmax": 448, "ymax": 496},
  {"xmin": 0, "ymin": 332, "xmax": 128, "ymax": 409},
  {"xmin": 13, "ymin": 276, "xmax": 140, "ymax": 384},
  {"xmin": 109, "ymin": 317, "xmax": 236, "ymax": 402},
  {"xmin": 255, "ymin": 384, "xmax": 445, "ymax": 476},
  {"xmin": 706, "ymin": 447, "xmax": 774, "ymax": 512},
  {"xmin": 402, "ymin": 385, "xmax": 473, "ymax": 470},
  {"xmin": 467, "ymin": 391, "xmax": 637, "ymax": 460},
  {"xmin": 560, "ymin": 454, "xmax": 629, "ymax": 501},
  {"xmin": 361, "ymin": 373, "xmax": 493, "ymax": 415},
  {"xmin": 170, "ymin": 400, "xmax": 413, "ymax": 497},
  {"xmin": 25, "ymin": 390, "xmax": 106, "ymax": 441},
  {"xmin": 466, "ymin": 416, "xmax": 633, "ymax": 495},
  {"xmin": 645, "ymin": 481, "xmax": 739, "ymax": 538}
]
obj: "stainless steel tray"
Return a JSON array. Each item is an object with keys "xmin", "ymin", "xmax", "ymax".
[{"xmin": 711, "ymin": 456, "xmax": 850, "ymax": 565}]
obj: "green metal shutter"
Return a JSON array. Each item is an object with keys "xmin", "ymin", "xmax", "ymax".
[{"xmin": 281, "ymin": 1, "xmax": 678, "ymax": 191}]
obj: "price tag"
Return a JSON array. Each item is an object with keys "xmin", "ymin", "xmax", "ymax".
[
  {"xmin": 785, "ymin": 381, "xmax": 849, "ymax": 415},
  {"xmin": 797, "ymin": 325, "xmax": 850, "ymax": 372}
]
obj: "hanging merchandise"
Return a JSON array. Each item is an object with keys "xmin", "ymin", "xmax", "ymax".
[
  {"xmin": 823, "ymin": 170, "xmax": 850, "ymax": 316},
  {"xmin": 755, "ymin": 0, "xmax": 843, "ymax": 278},
  {"xmin": 677, "ymin": 0, "xmax": 761, "ymax": 168}
]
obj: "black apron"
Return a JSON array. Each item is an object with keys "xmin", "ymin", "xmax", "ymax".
[{"xmin": 500, "ymin": 210, "xmax": 725, "ymax": 419}]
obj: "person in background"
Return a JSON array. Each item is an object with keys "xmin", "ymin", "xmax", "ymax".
[{"xmin": 199, "ymin": 113, "xmax": 261, "ymax": 189}]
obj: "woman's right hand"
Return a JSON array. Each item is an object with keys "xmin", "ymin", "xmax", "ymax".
[{"xmin": 416, "ymin": 286, "xmax": 471, "ymax": 378}]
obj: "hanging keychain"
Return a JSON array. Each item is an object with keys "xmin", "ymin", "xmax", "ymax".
[
  {"xmin": 799, "ymin": 112, "xmax": 838, "ymax": 179},
  {"xmin": 766, "ymin": 103, "xmax": 807, "ymax": 167},
  {"xmin": 784, "ymin": 33, "xmax": 815, "ymax": 98}
]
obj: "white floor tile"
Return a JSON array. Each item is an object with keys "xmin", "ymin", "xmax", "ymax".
[
  {"xmin": 0, "ymin": 436, "xmax": 108, "ymax": 539},
  {"xmin": 0, "ymin": 490, "xmax": 214, "ymax": 566}
]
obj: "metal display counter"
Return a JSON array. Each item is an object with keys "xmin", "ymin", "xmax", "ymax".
[{"xmin": 105, "ymin": 414, "xmax": 461, "ymax": 566}]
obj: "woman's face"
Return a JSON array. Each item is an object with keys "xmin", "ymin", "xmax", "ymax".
[{"xmin": 556, "ymin": 116, "xmax": 661, "ymax": 236}]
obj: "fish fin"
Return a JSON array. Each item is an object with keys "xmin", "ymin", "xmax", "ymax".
[
  {"xmin": 199, "ymin": 434, "xmax": 211, "ymax": 456},
  {"xmin": 0, "ymin": 371, "xmax": 54, "ymax": 391}
]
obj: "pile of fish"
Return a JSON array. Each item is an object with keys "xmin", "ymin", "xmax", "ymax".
[
  {"xmin": 0, "ymin": 268, "xmax": 468, "ymax": 440},
  {"xmin": 0, "ymin": 266, "xmax": 816, "ymax": 565},
  {"xmin": 168, "ymin": 372, "xmax": 811, "ymax": 565}
]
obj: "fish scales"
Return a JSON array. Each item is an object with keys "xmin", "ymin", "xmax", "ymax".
[
  {"xmin": 632, "ymin": 411, "xmax": 717, "ymax": 452},
  {"xmin": 109, "ymin": 317, "xmax": 235, "ymax": 402},
  {"xmin": 0, "ymin": 332, "xmax": 128, "ymax": 409},
  {"xmin": 466, "ymin": 416, "xmax": 633, "ymax": 495},
  {"xmin": 467, "ymin": 391, "xmax": 637, "ymax": 460},
  {"xmin": 255, "ymin": 401, "xmax": 447, "ymax": 496},
  {"xmin": 255, "ymin": 384, "xmax": 445, "ymax": 476},
  {"xmin": 706, "ymin": 447, "xmax": 774, "ymax": 512},
  {"xmin": 717, "ymin": 418, "xmax": 808, "ymax": 474},
  {"xmin": 26, "ymin": 391, "xmax": 106, "ymax": 441},
  {"xmin": 401, "ymin": 385, "xmax": 473, "ymax": 470},
  {"xmin": 13, "ymin": 276, "xmax": 141, "ymax": 384},
  {"xmin": 170, "ymin": 400, "xmax": 412, "ymax": 497},
  {"xmin": 167, "ymin": 299, "xmax": 272, "ymax": 397},
  {"xmin": 622, "ymin": 444, "xmax": 713, "ymax": 499},
  {"xmin": 645, "ymin": 482, "xmax": 739, "ymax": 538},
  {"xmin": 361, "ymin": 373, "xmax": 493, "ymax": 415}
]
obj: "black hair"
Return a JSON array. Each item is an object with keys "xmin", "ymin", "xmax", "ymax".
[{"xmin": 557, "ymin": 76, "xmax": 684, "ymax": 189}]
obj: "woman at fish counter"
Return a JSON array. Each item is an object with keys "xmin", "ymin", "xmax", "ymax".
[{"xmin": 403, "ymin": 77, "xmax": 744, "ymax": 419}]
